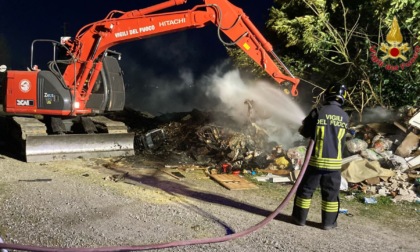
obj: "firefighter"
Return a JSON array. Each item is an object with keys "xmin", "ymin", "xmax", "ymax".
[{"xmin": 292, "ymin": 83, "xmax": 349, "ymax": 230}]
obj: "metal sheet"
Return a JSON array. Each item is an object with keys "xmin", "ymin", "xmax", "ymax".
[{"xmin": 25, "ymin": 133, "xmax": 135, "ymax": 162}]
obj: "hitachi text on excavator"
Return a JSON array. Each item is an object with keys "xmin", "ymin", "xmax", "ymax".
[{"xmin": 0, "ymin": 0, "xmax": 300, "ymax": 162}]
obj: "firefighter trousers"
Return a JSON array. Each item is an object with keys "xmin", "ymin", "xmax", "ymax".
[{"xmin": 292, "ymin": 166, "xmax": 341, "ymax": 227}]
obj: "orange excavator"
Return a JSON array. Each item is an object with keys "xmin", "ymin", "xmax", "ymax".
[{"xmin": 0, "ymin": 0, "xmax": 300, "ymax": 162}]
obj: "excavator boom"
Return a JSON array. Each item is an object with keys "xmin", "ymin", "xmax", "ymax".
[{"xmin": 62, "ymin": 0, "xmax": 299, "ymax": 109}]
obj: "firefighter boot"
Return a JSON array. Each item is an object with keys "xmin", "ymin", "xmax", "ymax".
[
  {"xmin": 292, "ymin": 206, "xmax": 309, "ymax": 226},
  {"xmin": 291, "ymin": 199, "xmax": 310, "ymax": 226},
  {"xmin": 321, "ymin": 211, "xmax": 338, "ymax": 230}
]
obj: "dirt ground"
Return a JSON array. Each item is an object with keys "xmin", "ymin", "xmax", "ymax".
[{"xmin": 0, "ymin": 152, "xmax": 419, "ymax": 252}]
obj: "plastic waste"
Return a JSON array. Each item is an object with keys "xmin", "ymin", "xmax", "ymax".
[
  {"xmin": 339, "ymin": 208, "xmax": 348, "ymax": 214},
  {"xmin": 364, "ymin": 197, "xmax": 378, "ymax": 204},
  {"xmin": 274, "ymin": 156, "xmax": 289, "ymax": 169},
  {"xmin": 346, "ymin": 138, "xmax": 368, "ymax": 153},
  {"xmin": 340, "ymin": 176, "xmax": 348, "ymax": 191}
]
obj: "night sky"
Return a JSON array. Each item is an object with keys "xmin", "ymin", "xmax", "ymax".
[{"xmin": 0, "ymin": 1, "xmax": 279, "ymax": 115}]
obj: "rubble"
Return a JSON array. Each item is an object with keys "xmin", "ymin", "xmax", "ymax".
[
  {"xmin": 341, "ymin": 159, "xmax": 395, "ymax": 183},
  {"xmin": 341, "ymin": 106, "xmax": 420, "ymax": 203},
  {"xmin": 116, "ymin": 105, "xmax": 419, "ymax": 203},
  {"xmin": 395, "ymin": 132, "xmax": 419, "ymax": 157}
]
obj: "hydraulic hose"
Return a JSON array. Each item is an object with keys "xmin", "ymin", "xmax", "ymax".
[
  {"xmin": 0, "ymin": 140, "xmax": 314, "ymax": 252},
  {"xmin": 0, "ymin": 236, "xmax": 8, "ymax": 252}
]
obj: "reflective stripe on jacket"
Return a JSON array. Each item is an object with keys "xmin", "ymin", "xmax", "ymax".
[{"xmin": 302, "ymin": 101, "xmax": 349, "ymax": 170}]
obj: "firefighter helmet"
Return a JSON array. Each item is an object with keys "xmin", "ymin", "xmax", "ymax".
[{"xmin": 324, "ymin": 83, "xmax": 347, "ymax": 105}]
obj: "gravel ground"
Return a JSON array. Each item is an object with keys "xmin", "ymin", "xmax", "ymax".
[{"xmin": 0, "ymin": 154, "xmax": 419, "ymax": 252}]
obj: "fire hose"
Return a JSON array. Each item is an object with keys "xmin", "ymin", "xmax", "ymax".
[{"xmin": 0, "ymin": 140, "xmax": 314, "ymax": 252}]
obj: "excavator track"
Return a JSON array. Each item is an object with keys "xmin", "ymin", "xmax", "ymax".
[
  {"xmin": 89, "ymin": 116, "xmax": 129, "ymax": 133},
  {"xmin": 10, "ymin": 116, "xmax": 135, "ymax": 162}
]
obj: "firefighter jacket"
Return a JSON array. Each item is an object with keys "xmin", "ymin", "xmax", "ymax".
[{"xmin": 299, "ymin": 101, "xmax": 349, "ymax": 170}]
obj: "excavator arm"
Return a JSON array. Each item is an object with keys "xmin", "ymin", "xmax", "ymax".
[{"xmin": 63, "ymin": 0, "xmax": 300, "ymax": 113}]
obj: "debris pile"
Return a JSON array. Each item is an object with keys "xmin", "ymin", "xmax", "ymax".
[
  {"xmin": 341, "ymin": 106, "xmax": 420, "ymax": 203},
  {"xmin": 116, "ymin": 105, "xmax": 420, "ymax": 203}
]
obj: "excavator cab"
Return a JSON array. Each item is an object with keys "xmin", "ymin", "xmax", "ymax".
[
  {"xmin": 0, "ymin": 41, "xmax": 134, "ymax": 162},
  {"xmin": 86, "ymin": 54, "xmax": 126, "ymax": 113}
]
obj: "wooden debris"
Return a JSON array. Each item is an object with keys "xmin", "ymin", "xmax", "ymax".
[
  {"xmin": 160, "ymin": 169, "xmax": 185, "ymax": 180},
  {"xmin": 394, "ymin": 121, "xmax": 407, "ymax": 133},
  {"xmin": 261, "ymin": 168, "xmax": 290, "ymax": 176},
  {"xmin": 164, "ymin": 164, "xmax": 208, "ymax": 171},
  {"xmin": 209, "ymin": 174, "xmax": 258, "ymax": 190}
]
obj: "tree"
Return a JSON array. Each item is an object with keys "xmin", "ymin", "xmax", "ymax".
[{"xmin": 228, "ymin": 0, "xmax": 419, "ymax": 120}]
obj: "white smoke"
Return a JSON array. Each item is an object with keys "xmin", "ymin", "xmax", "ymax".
[
  {"xmin": 124, "ymin": 53, "xmax": 307, "ymax": 147},
  {"xmin": 359, "ymin": 107, "xmax": 398, "ymax": 123},
  {"xmin": 207, "ymin": 68, "xmax": 306, "ymax": 147}
]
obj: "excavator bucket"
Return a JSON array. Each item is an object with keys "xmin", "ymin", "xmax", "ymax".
[{"xmin": 25, "ymin": 133, "xmax": 135, "ymax": 162}]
